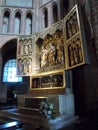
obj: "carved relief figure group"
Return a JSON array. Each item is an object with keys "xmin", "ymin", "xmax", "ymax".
[
  {"xmin": 18, "ymin": 38, "xmax": 32, "ymax": 56},
  {"xmin": 32, "ymin": 73, "xmax": 63, "ymax": 89},
  {"xmin": 17, "ymin": 37, "xmax": 33, "ymax": 75},
  {"xmin": 66, "ymin": 11, "xmax": 79, "ymax": 39},
  {"xmin": 18, "ymin": 57, "xmax": 32, "ymax": 75},
  {"xmin": 39, "ymin": 30, "xmax": 65, "ymax": 68},
  {"xmin": 68, "ymin": 37, "xmax": 83, "ymax": 66}
]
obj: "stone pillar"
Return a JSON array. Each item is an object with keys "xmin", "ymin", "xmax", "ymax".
[
  {"xmin": 0, "ymin": 0, "xmax": 5, "ymax": 5},
  {"xmin": 34, "ymin": 0, "xmax": 42, "ymax": 33},
  {"xmin": 57, "ymin": 0, "xmax": 61, "ymax": 20},
  {"xmin": 35, "ymin": 8, "xmax": 41, "ymax": 32},
  {"xmin": 48, "ymin": 3, "xmax": 54, "ymax": 26},
  {"xmin": 32, "ymin": 12, "xmax": 36, "ymax": 34},
  {"xmin": 42, "ymin": 13, "xmax": 45, "ymax": 29},
  {"xmin": 38, "ymin": 9, "xmax": 45, "ymax": 31},
  {"xmin": 21, "ymin": 11, "xmax": 26, "ymax": 35},
  {"xmin": 9, "ymin": 10, "xmax": 15, "ymax": 33},
  {"xmin": 89, "ymin": 0, "xmax": 98, "ymax": 61},
  {"xmin": 0, "ymin": 9, "xmax": 3, "ymax": 32},
  {"xmin": 0, "ymin": 49, "xmax": 2, "ymax": 82}
]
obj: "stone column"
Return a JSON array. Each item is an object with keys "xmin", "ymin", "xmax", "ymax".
[
  {"xmin": 32, "ymin": 11, "xmax": 36, "ymax": 34},
  {"xmin": 48, "ymin": 3, "xmax": 54, "ymax": 26},
  {"xmin": 0, "ymin": 9, "xmax": 3, "ymax": 32},
  {"xmin": 40, "ymin": 9, "xmax": 45, "ymax": 30},
  {"xmin": 0, "ymin": 0, "xmax": 5, "ymax": 5},
  {"xmin": 21, "ymin": 11, "xmax": 26, "ymax": 35},
  {"xmin": 9, "ymin": 10, "xmax": 15, "ymax": 33},
  {"xmin": 89, "ymin": 0, "xmax": 98, "ymax": 60},
  {"xmin": 57, "ymin": 0, "xmax": 61, "ymax": 20},
  {"xmin": 0, "ymin": 49, "xmax": 2, "ymax": 82},
  {"xmin": 33, "ymin": 0, "xmax": 41, "ymax": 33}
]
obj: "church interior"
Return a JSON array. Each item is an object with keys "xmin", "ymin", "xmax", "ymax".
[{"xmin": 0, "ymin": 0, "xmax": 98, "ymax": 129}]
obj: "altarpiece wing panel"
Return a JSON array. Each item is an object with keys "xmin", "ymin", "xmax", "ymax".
[
  {"xmin": 17, "ymin": 36, "xmax": 35, "ymax": 76},
  {"xmin": 64, "ymin": 5, "xmax": 88, "ymax": 69}
]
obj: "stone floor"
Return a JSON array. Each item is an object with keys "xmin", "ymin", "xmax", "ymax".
[
  {"xmin": 22, "ymin": 113, "xmax": 98, "ymax": 130},
  {"xmin": 15, "ymin": 115, "xmax": 98, "ymax": 130},
  {"xmin": 0, "ymin": 103, "xmax": 98, "ymax": 130},
  {"xmin": 0, "ymin": 112, "xmax": 97, "ymax": 130}
]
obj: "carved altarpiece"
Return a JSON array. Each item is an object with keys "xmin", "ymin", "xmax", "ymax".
[{"xmin": 16, "ymin": 5, "xmax": 88, "ymax": 92}]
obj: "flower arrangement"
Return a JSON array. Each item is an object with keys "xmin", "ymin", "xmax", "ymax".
[{"xmin": 39, "ymin": 101, "xmax": 55, "ymax": 120}]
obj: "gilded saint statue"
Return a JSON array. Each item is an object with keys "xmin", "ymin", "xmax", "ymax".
[
  {"xmin": 40, "ymin": 45, "xmax": 48, "ymax": 67},
  {"xmin": 48, "ymin": 42, "xmax": 56, "ymax": 65}
]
